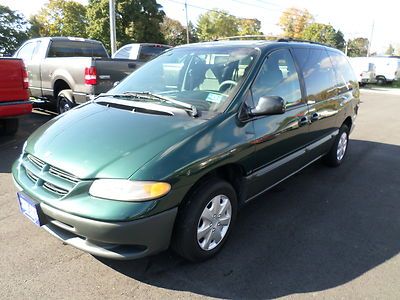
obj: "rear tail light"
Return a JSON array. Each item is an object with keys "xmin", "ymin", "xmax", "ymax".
[
  {"xmin": 84, "ymin": 66, "xmax": 97, "ymax": 85},
  {"xmin": 22, "ymin": 67, "xmax": 29, "ymax": 89}
]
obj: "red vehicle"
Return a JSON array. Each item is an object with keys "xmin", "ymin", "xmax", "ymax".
[{"xmin": 0, "ymin": 58, "xmax": 31, "ymax": 135}]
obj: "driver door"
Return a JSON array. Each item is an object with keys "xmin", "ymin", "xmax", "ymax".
[{"xmin": 245, "ymin": 48, "xmax": 310, "ymax": 199}]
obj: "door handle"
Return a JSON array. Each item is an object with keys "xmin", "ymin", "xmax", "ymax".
[
  {"xmin": 311, "ymin": 112, "xmax": 319, "ymax": 122},
  {"xmin": 298, "ymin": 116, "xmax": 309, "ymax": 126}
]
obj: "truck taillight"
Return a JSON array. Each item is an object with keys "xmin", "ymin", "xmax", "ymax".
[
  {"xmin": 22, "ymin": 67, "xmax": 29, "ymax": 89},
  {"xmin": 84, "ymin": 67, "xmax": 97, "ymax": 85}
]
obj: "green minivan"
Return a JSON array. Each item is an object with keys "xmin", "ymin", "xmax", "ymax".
[{"xmin": 12, "ymin": 40, "xmax": 360, "ymax": 261}]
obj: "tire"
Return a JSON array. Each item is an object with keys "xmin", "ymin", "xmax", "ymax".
[
  {"xmin": 376, "ymin": 76, "xmax": 386, "ymax": 86},
  {"xmin": 57, "ymin": 89, "xmax": 75, "ymax": 114},
  {"xmin": 324, "ymin": 124, "xmax": 350, "ymax": 167},
  {"xmin": 172, "ymin": 178, "xmax": 238, "ymax": 262},
  {"xmin": 0, "ymin": 118, "xmax": 19, "ymax": 135}
]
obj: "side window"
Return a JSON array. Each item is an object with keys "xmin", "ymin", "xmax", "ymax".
[
  {"xmin": 16, "ymin": 42, "xmax": 36, "ymax": 61},
  {"xmin": 292, "ymin": 48, "xmax": 337, "ymax": 102},
  {"xmin": 328, "ymin": 51, "xmax": 357, "ymax": 92},
  {"xmin": 114, "ymin": 45, "xmax": 132, "ymax": 59},
  {"xmin": 251, "ymin": 48, "xmax": 302, "ymax": 108}
]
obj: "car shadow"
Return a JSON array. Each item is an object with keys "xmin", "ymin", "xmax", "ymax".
[
  {"xmin": 98, "ymin": 139, "xmax": 400, "ymax": 298},
  {"xmin": 0, "ymin": 109, "xmax": 55, "ymax": 173}
]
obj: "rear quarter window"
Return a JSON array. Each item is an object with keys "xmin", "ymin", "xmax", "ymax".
[
  {"xmin": 48, "ymin": 41, "xmax": 108, "ymax": 58},
  {"xmin": 328, "ymin": 51, "xmax": 357, "ymax": 92},
  {"xmin": 139, "ymin": 45, "xmax": 170, "ymax": 61}
]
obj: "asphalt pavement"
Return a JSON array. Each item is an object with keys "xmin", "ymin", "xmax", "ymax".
[{"xmin": 1, "ymin": 91, "xmax": 400, "ymax": 299}]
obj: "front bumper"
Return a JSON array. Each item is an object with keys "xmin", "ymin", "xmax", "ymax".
[{"xmin": 40, "ymin": 202, "xmax": 178, "ymax": 260}]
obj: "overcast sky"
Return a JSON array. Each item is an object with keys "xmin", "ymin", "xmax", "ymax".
[{"xmin": 2, "ymin": 0, "xmax": 398, "ymax": 54}]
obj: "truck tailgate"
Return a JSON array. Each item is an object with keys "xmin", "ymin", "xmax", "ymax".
[
  {"xmin": 93, "ymin": 58, "xmax": 143, "ymax": 94},
  {"xmin": 0, "ymin": 58, "xmax": 29, "ymax": 102}
]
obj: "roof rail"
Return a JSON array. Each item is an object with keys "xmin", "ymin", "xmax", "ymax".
[{"xmin": 276, "ymin": 38, "xmax": 328, "ymax": 47}]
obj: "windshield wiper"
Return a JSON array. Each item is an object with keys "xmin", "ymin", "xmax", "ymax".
[{"xmin": 97, "ymin": 91, "xmax": 198, "ymax": 117}]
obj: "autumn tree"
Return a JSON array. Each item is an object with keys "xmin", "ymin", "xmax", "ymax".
[
  {"xmin": 86, "ymin": 0, "xmax": 165, "ymax": 51},
  {"xmin": 238, "ymin": 18, "xmax": 262, "ymax": 36},
  {"xmin": 197, "ymin": 10, "xmax": 239, "ymax": 41},
  {"xmin": 302, "ymin": 23, "xmax": 345, "ymax": 50},
  {"xmin": 0, "ymin": 5, "xmax": 29, "ymax": 55},
  {"xmin": 347, "ymin": 37, "xmax": 369, "ymax": 57},
  {"xmin": 278, "ymin": 7, "xmax": 313, "ymax": 39},
  {"xmin": 31, "ymin": 0, "xmax": 87, "ymax": 37},
  {"xmin": 160, "ymin": 17, "xmax": 186, "ymax": 46}
]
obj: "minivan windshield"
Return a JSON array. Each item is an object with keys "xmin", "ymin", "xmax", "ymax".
[{"xmin": 109, "ymin": 46, "xmax": 258, "ymax": 113}]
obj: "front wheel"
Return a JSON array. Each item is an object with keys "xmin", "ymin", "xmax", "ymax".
[
  {"xmin": 172, "ymin": 178, "xmax": 237, "ymax": 262},
  {"xmin": 57, "ymin": 89, "xmax": 75, "ymax": 114},
  {"xmin": 324, "ymin": 124, "xmax": 349, "ymax": 167}
]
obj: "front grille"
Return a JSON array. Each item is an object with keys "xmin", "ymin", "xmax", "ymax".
[{"xmin": 22, "ymin": 154, "xmax": 81, "ymax": 198}]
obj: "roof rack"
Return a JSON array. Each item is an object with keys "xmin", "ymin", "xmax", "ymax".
[{"xmin": 215, "ymin": 35, "xmax": 329, "ymax": 47}]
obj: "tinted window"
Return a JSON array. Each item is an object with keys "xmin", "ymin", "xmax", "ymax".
[
  {"xmin": 293, "ymin": 48, "xmax": 336, "ymax": 102},
  {"xmin": 48, "ymin": 41, "xmax": 108, "ymax": 58},
  {"xmin": 16, "ymin": 42, "xmax": 37, "ymax": 60},
  {"xmin": 139, "ymin": 45, "xmax": 170, "ymax": 61},
  {"xmin": 251, "ymin": 48, "xmax": 302, "ymax": 107},
  {"xmin": 113, "ymin": 45, "xmax": 132, "ymax": 59},
  {"xmin": 328, "ymin": 51, "xmax": 357, "ymax": 92}
]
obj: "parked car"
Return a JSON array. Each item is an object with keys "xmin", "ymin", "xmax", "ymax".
[
  {"xmin": 112, "ymin": 43, "xmax": 171, "ymax": 61},
  {"xmin": 14, "ymin": 37, "xmax": 142, "ymax": 113},
  {"xmin": 12, "ymin": 40, "xmax": 360, "ymax": 261},
  {"xmin": 349, "ymin": 57, "xmax": 376, "ymax": 85},
  {"xmin": 0, "ymin": 58, "xmax": 32, "ymax": 135}
]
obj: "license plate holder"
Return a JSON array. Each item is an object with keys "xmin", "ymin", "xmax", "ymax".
[{"xmin": 17, "ymin": 192, "xmax": 46, "ymax": 226}]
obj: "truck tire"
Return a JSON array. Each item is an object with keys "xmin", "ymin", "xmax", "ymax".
[
  {"xmin": 57, "ymin": 89, "xmax": 75, "ymax": 114},
  {"xmin": 1, "ymin": 118, "xmax": 19, "ymax": 135},
  {"xmin": 376, "ymin": 76, "xmax": 386, "ymax": 85}
]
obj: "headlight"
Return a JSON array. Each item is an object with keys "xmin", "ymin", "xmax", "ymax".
[{"xmin": 89, "ymin": 179, "xmax": 171, "ymax": 201}]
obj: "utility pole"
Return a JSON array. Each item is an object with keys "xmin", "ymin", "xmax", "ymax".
[
  {"xmin": 109, "ymin": 0, "xmax": 117, "ymax": 55},
  {"xmin": 185, "ymin": 0, "xmax": 190, "ymax": 44},
  {"xmin": 367, "ymin": 20, "xmax": 374, "ymax": 57}
]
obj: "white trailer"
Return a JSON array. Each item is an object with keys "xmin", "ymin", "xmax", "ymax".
[{"xmin": 350, "ymin": 56, "xmax": 400, "ymax": 84}]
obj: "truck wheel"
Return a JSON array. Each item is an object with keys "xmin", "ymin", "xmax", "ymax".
[
  {"xmin": 376, "ymin": 76, "xmax": 386, "ymax": 85},
  {"xmin": 0, "ymin": 118, "xmax": 19, "ymax": 135},
  {"xmin": 172, "ymin": 178, "xmax": 237, "ymax": 262},
  {"xmin": 57, "ymin": 89, "xmax": 75, "ymax": 114},
  {"xmin": 324, "ymin": 124, "xmax": 349, "ymax": 167}
]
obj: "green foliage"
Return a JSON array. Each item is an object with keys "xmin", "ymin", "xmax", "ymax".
[
  {"xmin": 197, "ymin": 9, "xmax": 239, "ymax": 41},
  {"xmin": 238, "ymin": 19, "xmax": 262, "ymax": 36},
  {"xmin": 160, "ymin": 17, "xmax": 186, "ymax": 46},
  {"xmin": 278, "ymin": 7, "xmax": 313, "ymax": 39},
  {"xmin": 385, "ymin": 44, "xmax": 395, "ymax": 55},
  {"xmin": 86, "ymin": 0, "xmax": 165, "ymax": 51},
  {"xmin": 302, "ymin": 23, "xmax": 345, "ymax": 50},
  {"xmin": 0, "ymin": 5, "xmax": 29, "ymax": 55},
  {"xmin": 32, "ymin": 0, "xmax": 87, "ymax": 37},
  {"xmin": 347, "ymin": 37, "xmax": 369, "ymax": 57}
]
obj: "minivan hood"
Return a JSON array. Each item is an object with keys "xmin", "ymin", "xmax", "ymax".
[{"xmin": 25, "ymin": 101, "xmax": 206, "ymax": 179}]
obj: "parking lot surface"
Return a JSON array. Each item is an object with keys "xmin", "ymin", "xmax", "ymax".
[{"xmin": 1, "ymin": 91, "xmax": 400, "ymax": 299}]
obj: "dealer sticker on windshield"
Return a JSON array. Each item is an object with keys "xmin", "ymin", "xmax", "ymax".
[
  {"xmin": 206, "ymin": 93, "xmax": 224, "ymax": 103},
  {"xmin": 17, "ymin": 193, "xmax": 42, "ymax": 226}
]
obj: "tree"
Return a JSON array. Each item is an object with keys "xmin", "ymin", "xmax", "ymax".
[
  {"xmin": 278, "ymin": 7, "xmax": 313, "ymax": 39},
  {"xmin": 385, "ymin": 44, "xmax": 395, "ymax": 56},
  {"xmin": 238, "ymin": 18, "xmax": 262, "ymax": 36},
  {"xmin": 347, "ymin": 37, "xmax": 369, "ymax": 57},
  {"xmin": 86, "ymin": 0, "xmax": 165, "ymax": 52},
  {"xmin": 160, "ymin": 17, "xmax": 186, "ymax": 46},
  {"xmin": 302, "ymin": 23, "xmax": 345, "ymax": 50},
  {"xmin": 187, "ymin": 21, "xmax": 199, "ymax": 43},
  {"xmin": 31, "ymin": 0, "xmax": 87, "ymax": 37},
  {"xmin": 197, "ymin": 9, "xmax": 239, "ymax": 41},
  {"xmin": 0, "ymin": 5, "xmax": 29, "ymax": 55}
]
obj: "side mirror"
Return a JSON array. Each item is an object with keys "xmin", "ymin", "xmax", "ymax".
[{"xmin": 249, "ymin": 96, "xmax": 285, "ymax": 117}]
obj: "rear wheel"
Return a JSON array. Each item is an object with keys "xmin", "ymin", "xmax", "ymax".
[
  {"xmin": 324, "ymin": 124, "xmax": 349, "ymax": 167},
  {"xmin": 172, "ymin": 178, "xmax": 237, "ymax": 262},
  {"xmin": 376, "ymin": 76, "xmax": 387, "ymax": 85},
  {"xmin": 57, "ymin": 89, "xmax": 75, "ymax": 114},
  {"xmin": 0, "ymin": 118, "xmax": 19, "ymax": 135}
]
